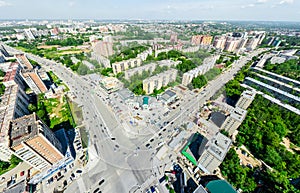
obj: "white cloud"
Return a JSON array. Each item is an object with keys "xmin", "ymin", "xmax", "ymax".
[
  {"xmin": 257, "ymin": 0, "xmax": 268, "ymax": 3},
  {"xmin": 68, "ymin": 1, "xmax": 75, "ymax": 7},
  {"xmin": 241, "ymin": 3, "xmax": 255, "ymax": 8},
  {"xmin": 0, "ymin": 0, "xmax": 11, "ymax": 7},
  {"xmin": 279, "ymin": 0, "xmax": 294, "ymax": 4}
]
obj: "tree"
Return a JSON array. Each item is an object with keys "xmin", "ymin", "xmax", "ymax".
[
  {"xmin": 192, "ymin": 75, "xmax": 207, "ymax": 89},
  {"xmin": 28, "ymin": 104, "xmax": 37, "ymax": 113},
  {"xmin": 77, "ymin": 63, "xmax": 89, "ymax": 75},
  {"xmin": 10, "ymin": 155, "xmax": 22, "ymax": 166}
]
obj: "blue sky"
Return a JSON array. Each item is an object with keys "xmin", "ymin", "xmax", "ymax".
[{"xmin": 0, "ymin": 0, "xmax": 299, "ymax": 21}]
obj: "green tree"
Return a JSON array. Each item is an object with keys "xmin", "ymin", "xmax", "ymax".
[
  {"xmin": 28, "ymin": 103, "xmax": 37, "ymax": 113},
  {"xmin": 192, "ymin": 75, "xmax": 207, "ymax": 89}
]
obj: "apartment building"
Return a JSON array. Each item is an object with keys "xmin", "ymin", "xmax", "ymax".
[
  {"xmin": 15, "ymin": 54, "xmax": 33, "ymax": 70},
  {"xmin": 213, "ymin": 36, "xmax": 227, "ymax": 50},
  {"xmin": 8, "ymin": 113, "xmax": 64, "ymax": 171},
  {"xmin": 182, "ymin": 56, "xmax": 218, "ymax": 86},
  {"xmin": 143, "ymin": 69, "xmax": 177, "ymax": 94},
  {"xmin": 21, "ymin": 68, "xmax": 48, "ymax": 94},
  {"xmin": 191, "ymin": 35, "xmax": 213, "ymax": 45},
  {"xmin": 0, "ymin": 85, "xmax": 30, "ymax": 161},
  {"xmin": 224, "ymin": 37, "xmax": 240, "ymax": 52},
  {"xmin": 235, "ymin": 90, "xmax": 256, "ymax": 110},
  {"xmin": 2, "ymin": 62, "xmax": 25, "ymax": 89},
  {"xmin": 112, "ymin": 58, "xmax": 142, "ymax": 74},
  {"xmin": 198, "ymin": 132, "xmax": 231, "ymax": 174},
  {"xmin": 124, "ymin": 60, "xmax": 180, "ymax": 80},
  {"xmin": 221, "ymin": 107, "xmax": 247, "ymax": 136},
  {"xmin": 92, "ymin": 40, "xmax": 114, "ymax": 58}
]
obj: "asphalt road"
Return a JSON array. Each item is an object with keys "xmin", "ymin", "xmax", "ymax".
[{"xmin": 4, "ymin": 44, "xmax": 267, "ymax": 193}]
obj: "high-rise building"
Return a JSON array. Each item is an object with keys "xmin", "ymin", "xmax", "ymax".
[
  {"xmin": 92, "ymin": 40, "xmax": 114, "ymax": 58},
  {"xmin": 213, "ymin": 36, "xmax": 227, "ymax": 50},
  {"xmin": 198, "ymin": 132, "xmax": 231, "ymax": 174},
  {"xmin": 191, "ymin": 35, "xmax": 213, "ymax": 45},
  {"xmin": 15, "ymin": 54, "xmax": 33, "ymax": 70},
  {"xmin": 2, "ymin": 63, "xmax": 25, "ymax": 89},
  {"xmin": 224, "ymin": 38, "xmax": 240, "ymax": 52},
  {"xmin": 8, "ymin": 113, "xmax": 64, "ymax": 171},
  {"xmin": 220, "ymin": 107, "xmax": 247, "ymax": 135},
  {"xmin": 24, "ymin": 29, "xmax": 35, "ymax": 40},
  {"xmin": 21, "ymin": 68, "xmax": 48, "ymax": 94},
  {"xmin": 235, "ymin": 90, "xmax": 256, "ymax": 110},
  {"xmin": 143, "ymin": 69, "xmax": 177, "ymax": 94},
  {"xmin": 0, "ymin": 85, "xmax": 30, "ymax": 161}
]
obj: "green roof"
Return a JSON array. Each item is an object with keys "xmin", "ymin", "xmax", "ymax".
[
  {"xmin": 206, "ymin": 180, "xmax": 237, "ymax": 193},
  {"xmin": 143, "ymin": 97, "xmax": 149, "ymax": 105}
]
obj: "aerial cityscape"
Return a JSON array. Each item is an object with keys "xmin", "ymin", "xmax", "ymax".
[{"xmin": 0, "ymin": 1, "xmax": 300, "ymax": 193}]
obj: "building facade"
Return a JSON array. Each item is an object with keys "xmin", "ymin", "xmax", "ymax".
[
  {"xmin": 0, "ymin": 85, "xmax": 30, "ymax": 161},
  {"xmin": 182, "ymin": 56, "xmax": 218, "ymax": 86},
  {"xmin": 143, "ymin": 69, "xmax": 177, "ymax": 94},
  {"xmin": 112, "ymin": 58, "xmax": 142, "ymax": 74}
]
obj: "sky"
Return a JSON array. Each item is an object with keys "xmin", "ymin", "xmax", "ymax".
[{"xmin": 0, "ymin": 0, "xmax": 299, "ymax": 21}]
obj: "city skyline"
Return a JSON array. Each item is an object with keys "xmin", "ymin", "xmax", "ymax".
[{"xmin": 0, "ymin": 0, "xmax": 300, "ymax": 21}]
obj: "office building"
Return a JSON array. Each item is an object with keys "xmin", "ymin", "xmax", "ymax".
[
  {"xmin": 21, "ymin": 68, "xmax": 48, "ymax": 94},
  {"xmin": 182, "ymin": 56, "xmax": 218, "ymax": 86},
  {"xmin": 235, "ymin": 90, "xmax": 256, "ymax": 110},
  {"xmin": 198, "ymin": 133, "xmax": 231, "ymax": 174},
  {"xmin": 8, "ymin": 113, "xmax": 64, "ymax": 171},
  {"xmin": 220, "ymin": 107, "xmax": 247, "ymax": 135},
  {"xmin": 143, "ymin": 69, "xmax": 177, "ymax": 94},
  {"xmin": 112, "ymin": 58, "xmax": 142, "ymax": 74},
  {"xmin": 0, "ymin": 85, "xmax": 30, "ymax": 161},
  {"xmin": 15, "ymin": 54, "xmax": 33, "ymax": 70}
]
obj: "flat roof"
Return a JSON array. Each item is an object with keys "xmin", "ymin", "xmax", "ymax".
[
  {"xmin": 143, "ymin": 96, "xmax": 149, "ymax": 105},
  {"xmin": 206, "ymin": 180, "xmax": 237, "ymax": 193},
  {"xmin": 9, "ymin": 113, "xmax": 39, "ymax": 148}
]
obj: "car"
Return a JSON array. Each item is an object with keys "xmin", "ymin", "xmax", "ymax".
[
  {"xmin": 145, "ymin": 143, "xmax": 150, "ymax": 147},
  {"xmin": 71, "ymin": 173, "xmax": 75, "ymax": 178},
  {"xmin": 20, "ymin": 171, "xmax": 25, "ymax": 176},
  {"xmin": 98, "ymin": 179, "xmax": 105, "ymax": 186},
  {"xmin": 150, "ymin": 138, "xmax": 154, "ymax": 142},
  {"xmin": 76, "ymin": 169, "xmax": 82, "ymax": 174},
  {"xmin": 93, "ymin": 188, "xmax": 100, "ymax": 193}
]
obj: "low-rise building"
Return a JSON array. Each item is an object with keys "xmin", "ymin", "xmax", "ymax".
[
  {"xmin": 160, "ymin": 90, "xmax": 177, "ymax": 104},
  {"xmin": 197, "ymin": 133, "xmax": 231, "ymax": 174},
  {"xmin": 143, "ymin": 69, "xmax": 177, "ymax": 94},
  {"xmin": 8, "ymin": 113, "xmax": 64, "ymax": 171},
  {"xmin": 100, "ymin": 77, "xmax": 123, "ymax": 93}
]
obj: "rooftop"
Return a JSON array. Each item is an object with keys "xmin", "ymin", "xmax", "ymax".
[
  {"xmin": 8, "ymin": 113, "xmax": 40, "ymax": 148},
  {"xmin": 207, "ymin": 132, "xmax": 231, "ymax": 161},
  {"xmin": 206, "ymin": 180, "xmax": 237, "ymax": 193}
]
